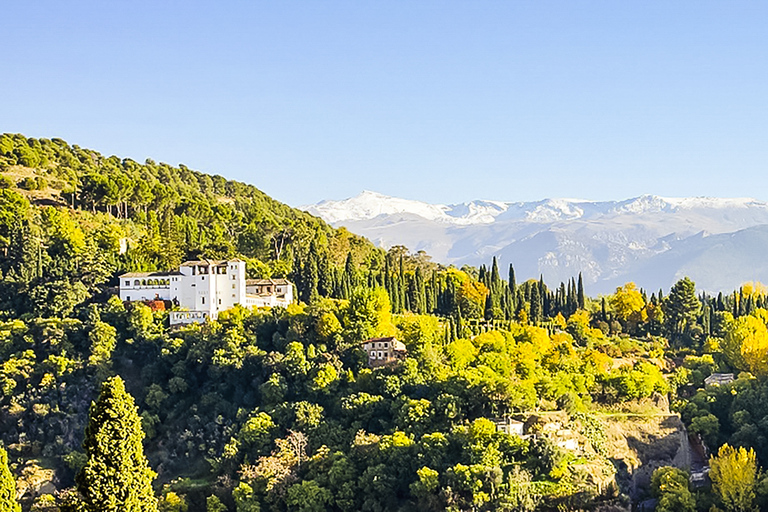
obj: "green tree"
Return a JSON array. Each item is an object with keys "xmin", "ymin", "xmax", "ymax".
[
  {"xmin": 77, "ymin": 376, "xmax": 158, "ymax": 512},
  {"xmin": 233, "ymin": 482, "xmax": 260, "ymax": 512},
  {"xmin": 0, "ymin": 444, "xmax": 20, "ymax": 512},
  {"xmin": 710, "ymin": 444, "xmax": 757, "ymax": 512},
  {"xmin": 286, "ymin": 480, "xmax": 332, "ymax": 512},
  {"xmin": 665, "ymin": 277, "xmax": 700, "ymax": 336},
  {"xmin": 206, "ymin": 496, "xmax": 227, "ymax": 512},
  {"xmin": 88, "ymin": 321, "xmax": 117, "ymax": 370},
  {"xmin": 239, "ymin": 412, "xmax": 276, "ymax": 452},
  {"xmin": 651, "ymin": 466, "xmax": 695, "ymax": 512},
  {"xmin": 158, "ymin": 492, "xmax": 188, "ymax": 512}
]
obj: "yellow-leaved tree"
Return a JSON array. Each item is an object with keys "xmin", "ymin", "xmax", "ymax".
[
  {"xmin": 610, "ymin": 283, "xmax": 647, "ymax": 323},
  {"xmin": 709, "ymin": 444, "xmax": 757, "ymax": 512},
  {"xmin": 722, "ymin": 315, "xmax": 768, "ymax": 376}
]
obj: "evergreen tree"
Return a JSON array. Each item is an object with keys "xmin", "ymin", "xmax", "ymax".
[
  {"xmin": 530, "ymin": 285, "xmax": 541, "ymax": 324},
  {"xmin": 577, "ymin": 272, "xmax": 585, "ymax": 309},
  {"xmin": 665, "ymin": 277, "xmax": 701, "ymax": 336},
  {"xmin": 0, "ymin": 444, "xmax": 20, "ymax": 512},
  {"xmin": 77, "ymin": 376, "xmax": 158, "ymax": 512},
  {"xmin": 490, "ymin": 257, "xmax": 500, "ymax": 293}
]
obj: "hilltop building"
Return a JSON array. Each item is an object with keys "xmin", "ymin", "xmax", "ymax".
[
  {"xmin": 119, "ymin": 259, "xmax": 293, "ymax": 325},
  {"xmin": 362, "ymin": 337, "xmax": 407, "ymax": 367}
]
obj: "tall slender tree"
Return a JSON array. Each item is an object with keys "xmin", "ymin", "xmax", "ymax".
[
  {"xmin": 77, "ymin": 376, "xmax": 158, "ymax": 512},
  {"xmin": 0, "ymin": 444, "xmax": 20, "ymax": 512}
]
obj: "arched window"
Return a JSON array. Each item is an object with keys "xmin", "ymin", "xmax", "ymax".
[
  {"xmin": 134, "ymin": 280, "xmax": 140, "ymax": 286},
  {"xmin": 141, "ymin": 280, "xmax": 146, "ymax": 286}
]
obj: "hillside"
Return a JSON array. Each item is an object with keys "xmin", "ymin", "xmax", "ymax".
[{"xmin": 0, "ymin": 133, "xmax": 383, "ymax": 317}]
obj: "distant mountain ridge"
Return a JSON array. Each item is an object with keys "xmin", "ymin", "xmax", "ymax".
[{"xmin": 303, "ymin": 191, "xmax": 768, "ymax": 293}]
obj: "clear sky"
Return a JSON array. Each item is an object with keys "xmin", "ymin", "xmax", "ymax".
[{"xmin": 2, "ymin": 1, "xmax": 767, "ymax": 206}]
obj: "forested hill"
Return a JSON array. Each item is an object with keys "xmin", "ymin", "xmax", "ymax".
[{"xmin": 0, "ymin": 133, "xmax": 380, "ymax": 316}]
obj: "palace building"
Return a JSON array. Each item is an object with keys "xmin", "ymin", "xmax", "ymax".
[{"xmin": 118, "ymin": 259, "xmax": 293, "ymax": 325}]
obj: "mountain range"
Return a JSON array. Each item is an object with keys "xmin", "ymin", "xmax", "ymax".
[{"xmin": 303, "ymin": 191, "xmax": 768, "ymax": 294}]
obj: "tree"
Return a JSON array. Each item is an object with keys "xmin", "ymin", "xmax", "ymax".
[
  {"xmin": 651, "ymin": 466, "xmax": 695, "ymax": 512},
  {"xmin": 88, "ymin": 321, "xmax": 117, "ymax": 370},
  {"xmin": 0, "ymin": 444, "xmax": 20, "ymax": 512},
  {"xmin": 286, "ymin": 480, "xmax": 332, "ymax": 512},
  {"xmin": 77, "ymin": 376, "xmax": 158, "ymax": 512},
  {"xmin": 710, "ymin": 444, "xmax": 757, "ymax": 512},
  {"xmin": 232, "ymin": 482, "xmax": 260, "ymax": 512},
  {"xmin": 158, "ymin": 492, "xmax": 188, "ymax": 512},
  {"xmin": 665, "ymin": 278, "xmax": 700, "ymax": 336},
  {"xmin": 206, "ymin": 496, "xmax": 227, "ymax": 512},
  {"xmin": 610, "ymin": 282, "xmax": 645, "ymax": 323},
  {"xmin": 722, "ymin": 315, "xmax": 768, "ymax": 376}
]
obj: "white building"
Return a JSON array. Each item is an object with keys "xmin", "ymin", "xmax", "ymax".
[
  {"xmin": 245, "ymin": 279, "xmax": 294, "ymax": 307},
  {"xmin": 361, "ymin": 337, "xmax": 407, "ymax": 367},
  {"xmin": 119, "ymin": 259, "xmax": 293, "ymax": 325}
]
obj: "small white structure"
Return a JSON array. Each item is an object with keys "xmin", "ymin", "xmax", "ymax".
[
  {"xmin": 704, "ymin": 373, "xmax": 735, "ymax": 387},
  {"xmin": 119, "ymin": 259, "xmax": 293, "ymax": 325},
  {"xmin": 494, "ymin": 417, "xmax": 525, "ymax": 436},
  {"xmin": 245, "ymin": 279, "xmax": 294, "ymax": 308},
  {"xmin": 361, "ymin": 337, "xmax": 407, "ymax": 367}
]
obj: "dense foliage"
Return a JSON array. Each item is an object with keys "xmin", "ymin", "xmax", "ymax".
[{"xmin": 5, "ymin": 134, "xmax": 768, "ymax": 511}]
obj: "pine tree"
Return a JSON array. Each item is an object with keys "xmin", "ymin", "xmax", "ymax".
[
  {"xmin": 0, "ymin": 444, "xmax": 20, "ymax": 512},
  {"xmin": 77, "ymin": 376, "xmax": 158, "ymax": 512},
  {"xmin": 665, "ymin": 277, "xmax": 701, "ymax": 336}
]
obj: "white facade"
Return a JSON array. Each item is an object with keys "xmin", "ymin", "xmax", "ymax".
[
  {"xmin": 361, "ymin": 337, "xmax": 407, "ymax": 367},
  {"xmin": 119, "ymin": 259, "xmax": 293, "ymax": 325},
  {"xmin": 245, "ymin": 279, "xmax": 294, "ymax": 307}
]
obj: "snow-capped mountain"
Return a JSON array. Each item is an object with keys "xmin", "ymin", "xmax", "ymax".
[{"xmin": 302, "ymin": 192, "xmax": 768, "ymax": 294}]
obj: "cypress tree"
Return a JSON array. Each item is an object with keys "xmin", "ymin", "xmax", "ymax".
[
  {"xmin": 318, "ymin": 253, "xmax": 332, "ymax": 297},
  {"xmin": 577, "ymin": 272, "xmax": 585, "ymax": 309},
  {"xmin": 490, "ymin": 257, "xmax": 500, "ymax": 292},
  {"xmin": 484, "ymin": 294, "xmax": 494, "ymax": 321},
  {"xmin": 530, "ymin": 285, "xmax": 541, "ymax": 324},
  {"xmin": 0, "ymin": 444, "xmax": 20, "ymax": 512},
  {"xmin": 77, "ymin": 376, "xmax": 158, "ymax": 512},
  {"xmin": 508, "ymin": 264, "xmax": 516, "ymax": 290},
  {"xmin": 398, "ymin": 255, "xmax": 406, "ymax": 311},
  {"xmin": 478, "ymin": 265, "xmax": 487, "ymax": 290}
]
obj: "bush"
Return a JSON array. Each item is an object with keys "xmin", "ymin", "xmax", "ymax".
[{"xmin": 17, "ymin": 176, "xmax": 46, "ymax": 190}]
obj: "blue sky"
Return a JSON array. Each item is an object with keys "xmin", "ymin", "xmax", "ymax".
[{"xmin": 2, "ymin": 1, "xmax": 767, "ymax": 206}]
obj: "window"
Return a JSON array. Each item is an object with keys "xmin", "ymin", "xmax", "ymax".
[
  {"xmin": 218, "ymin": 299, "xmax": 222, "ymax": 305},
  {"xmin": 232, "ymin": 284, "xmax": 236, "ymax": 289},
  {"xmin": 201, "ymin": 297, "xmax": 205, "ymax": 304},
  {"xmin": 134, "ymin": 280, "xmax": 140, "ymax": 286},
  {"xmin": 125, "ymin": 280, "xmax": 130, "ymax": 286},
  {"xmin": 126, "ymin": 296, "xmax": 130, "ymax": 301},
  {"xmin": 377, "ymin": 351, "xmax": 383, "ymax": 359},
  {"xmin": 202, "ymin": 276, "xmax": 205, "ymax": 281}
]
